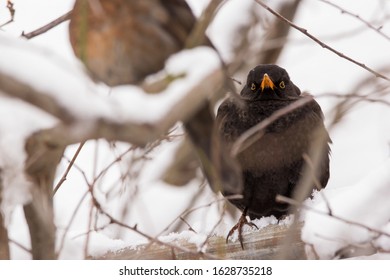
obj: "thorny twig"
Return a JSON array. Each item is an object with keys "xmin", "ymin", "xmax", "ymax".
[{"xmin": 254, "ymin": 0, "xmax": 390, "ymax": 82}]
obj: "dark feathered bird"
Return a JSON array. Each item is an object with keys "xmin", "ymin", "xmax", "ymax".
[{"xmin": 216, "ymin": 64, "xmax": 330, "ymax": 247}]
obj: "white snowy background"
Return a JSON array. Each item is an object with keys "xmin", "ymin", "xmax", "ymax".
[{"xmin": 0, "ymin": 0, "xmax": 390, "ymax": 259}]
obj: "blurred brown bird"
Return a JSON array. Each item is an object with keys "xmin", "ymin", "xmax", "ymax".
[
  {"xmin": 69, "ymin": 0, "xmax": 199, "ymax": 86},
  {"xmin": 217, "ymin": 64, "xmax": 331, "ymax": 248}
]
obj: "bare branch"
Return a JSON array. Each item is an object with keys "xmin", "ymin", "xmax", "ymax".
[
  {"xmin": 21, "ymin": 11, "xmax": 72, "ymax": 40},
  {"xmin": 56, "ymin": 191, "xmax": 89, "ymax": 256},
  {"xmin": 229, "ymin": 0, "xmax": 301, "ymax": 74},
  {"xmin": 90, "ymin": 192, "xmax": 220, "ymax": 260},
  {"xmin": 254, "ymin": 0, "xmax": 390, "ymax": 81},
  {"xmin": 318, "ymin": 0, "xmax": 390, "ymax": 42},
  {"xmin": 256, "ymin": 0, "xmax": 301, "ymax": 65},
  {"xmin": 0, "ymin": 0, "xmax": 15, "ymax": 28},
  {"xmin": 0, "ymin": 71, "xmax": 76, "ymax": 123},
  {"xmin": 0, "ymin": 67, "xmax": 224, "ymax": 147},
  {"xmin": 53, "ymin": 142, "xmax": 86, "ymax": 195},
  {"xmin": 277, "ymin": 195, "xmax": 390, "ymax": 239},
  {"xmin": 8, "ymin": 238, "xmax": 31, "ymax": 254},
  {"xmin": 186, "ymin": 0, "xmax": 225, "ymax": 48},
  {"xmin": 158, "ymin": 195, "xmax": 242, "ymax": 236},
  {"xmin": 317, "ymin": 92, "xmax": 390, "ymax": 107}
]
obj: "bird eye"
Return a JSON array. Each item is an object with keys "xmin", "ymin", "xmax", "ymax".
[
  {"xmin": 279, "ymin": 81, "xmax": 285, "ymax": 89},
  {"xmin": 251, "ymin": 83, "xmax": 257, "ymax": 91}
]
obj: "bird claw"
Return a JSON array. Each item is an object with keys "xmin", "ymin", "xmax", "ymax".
[{"xmin": 226, "ymin": 212, "xmax": 258, "ymax": 249}]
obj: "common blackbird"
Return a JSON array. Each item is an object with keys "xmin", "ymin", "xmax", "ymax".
[{"xmin": 217, "ymin": 64, "xmax": 330, "ymax": 247}]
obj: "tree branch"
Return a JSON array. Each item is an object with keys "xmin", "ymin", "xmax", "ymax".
[
  {"xmin": 185, "ymin": 0, "xmax": 225, "ymax": 48},
  {"xmin": 53, "ymin": 141, "xmax": 85, "ymax": 195},
  {"xmin": 254, "ymin": 0, "xmax": 390, "ymax": 81},
  {"xmin": 87, "ymin": 186, "xmax": 220, "ymax": 260},
  {"xmin": 318, "ymin": 0, "xmax": 390, "ymax": 42},
  {"xmin": 0, "ymin": 68, "xmax": 224, "ymax": 147},
  {"xmin": 0, "ymin": 0, "xmax": 15, "ymax": 28},
  {"xmin": 21, "ymin": 11, "xmax": 72, "ymax": 40},
  {"xmin": 277, "ymin": 195, "xmax": 390, "ymax": 239}
]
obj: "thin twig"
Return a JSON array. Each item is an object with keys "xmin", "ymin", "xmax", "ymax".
[
  {"xmin": 185, "ymin": 0, "xmax": 225, "ymax": 48},
  {"xmin": 80, "ymin": 161, "xmax": 221, "ymax": 260},
  {"xmin": 90, "ymin": 194, "xmax": 219, "ymax": 259},
  {"xmin": 276, "ymin": 195, "xmax": 390, "ymax": 238},
  {"xmin": 9, "ymin": 239, "xmax": 31, "ymax": 254},
  {"xmin": 0, "ymin": 0, "xmax": 15, "ymax": 28},
  {"xmin": 316, "ymin": 92, "xmax": 390, "ymax": 107},
  {"xmin": 302, "ymin": 154, "xmax": 333, "ymax": 216},
  {"xmin": 56, "ymin": 190, "xmax": 89, "ymax": 256},
  {"xmin": 318, "ymin": 0, "xmax": 390, "ymax": 42},
  {"xmin": 92, "ymin": 146, "xmax": 134, "ymax": 185},
  {"xmin": 53, "ymin": 141, "xmax": 86, "ymax": 195},
  {"xmin": 198, "ymin": 204, "xmax": 228, "ymax": 251},
  {"xmin": 84, "ymin": 198, "xmax": 95, "ymax": 258},
  {"xmin": 179, "ymin": 217, "xmax": 197, "ymax": 233},
  {"xmin": 302, "ymin": 154, "xmax": 324, "ymax": 191},
  {"xmin": 158, "ymin": 195, "xmax": 242, "ymax": 236},
  {"xmin": 21, "ymin": 10, "xmax": 72, "ymax": 39},
  {"xmin": 254, "ymin": 0, "xmax": 390, "ymax": 82},
  {"xmin": 126, "ymin": 194, "xmax": 242, "ymax": 259}
]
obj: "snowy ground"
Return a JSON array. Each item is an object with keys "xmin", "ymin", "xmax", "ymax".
[{"xmin": 0, "ymin": 0, "xmax": 389, "ymax": 259}]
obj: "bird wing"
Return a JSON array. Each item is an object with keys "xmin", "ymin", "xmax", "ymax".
[
  {"xmin": 288, "ymin": 98, "xmax": 331, "ymax": 191},
  {"xmin": 216, "ymin": 97, "xmax": 243, "ymax": 143}
]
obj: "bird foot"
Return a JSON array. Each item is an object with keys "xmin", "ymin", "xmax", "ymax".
[{"xmin": 226, "ymin": 213, "xmax": 258, "ymax": 249}]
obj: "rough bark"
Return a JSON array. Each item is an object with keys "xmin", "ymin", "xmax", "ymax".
[{"xmin": 95, "ymin": 224, "xmax": 306, "ymax": 260}]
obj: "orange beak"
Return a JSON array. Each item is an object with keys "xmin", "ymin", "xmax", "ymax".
[{"xmin": 260, "ymin": 73, "xmax": 275, "ymax": 91}]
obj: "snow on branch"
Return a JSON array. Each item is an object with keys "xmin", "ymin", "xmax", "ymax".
[
  {"xmin": 0, "ymin": 34, "xmax": 223, "ymax": 146},
  {"xmin": 0, "ymin": 33, "xmax": 223, "ymax": 218}
]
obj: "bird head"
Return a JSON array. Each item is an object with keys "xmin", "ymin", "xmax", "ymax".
[{"xmin": 240, "ymin": 64, "xmax": 301, "ymax": 100}]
